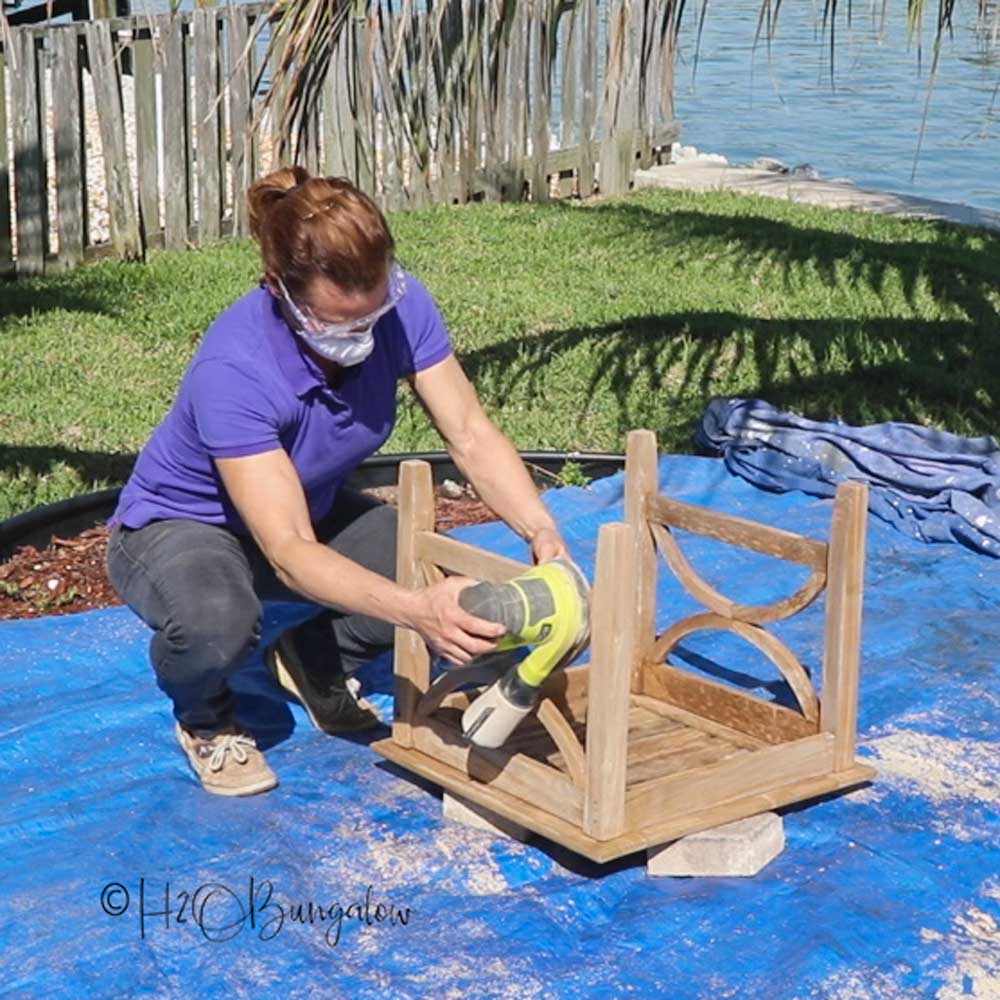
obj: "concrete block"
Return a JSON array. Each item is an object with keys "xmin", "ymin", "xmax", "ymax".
[
  {"xmin": 646, "ymin": 812, "xmax": 785, "ymax": 877},
  {"xmin": 442, "ymin": 792, "xmax": 530, "ymax": 843}
]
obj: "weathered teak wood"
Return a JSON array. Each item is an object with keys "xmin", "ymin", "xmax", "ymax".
[
  {"xmin": 413, "ymin": 532, "xmax": 525, "ymax": 584},
  {"xmin": 584, "ymin": 522, "xmax": 636, "ymax": 839},
  {"xmin": 414, "ymin": 716, "xmax": 583, "ymax": 824},
  {"xmin": 652, "ymin": 611, "xmax": 820, "ymax": 723},
  {"xmin": 373, "ymin": 433, "xmax": 874, "ymax": 864},
  {"xmin": 537, "ymin": 699, "xmax": 587, "ymax": 788},
  {"xmin": 649, "ymin": 520, "xmax": 827, "ymax": 624},
  {"xmin": 641, "ymin": 659, "xmax": 818, "ymax": 745},
  {"xmin": 391, "ymin": 460, "xmax": 435, "ymax": 748},
  {"xmin": 626, "ymin": 733, "xmax": 836, "ymax": 830},
  {"xmin": 625, "ymin": 430, "xmax": 658, "ymax": 689},
  {"xmin": 821, "ymin": 481, "xmax": 868, "ymax": 770},
  {"xmin": 375, "ymin": 736, "xmax": 874, "ymax": 864},
  {"xmin": 630, "ymin": 692, "xmax": 766, "ymax": 751},
  {"xmin": 646, "ymin": 495, "xmax": 828, "ymax": 570}
]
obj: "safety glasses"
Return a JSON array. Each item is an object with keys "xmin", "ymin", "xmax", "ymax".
[{"xmin": 276, "ymin": 264, "xmax": 407, "ymax": 338}]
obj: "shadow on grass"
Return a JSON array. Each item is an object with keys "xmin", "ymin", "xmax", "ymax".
[
  {"xmin": 0, "ymin": 269, "xmax": 143, "ymax": 322},
  {"xmin": 440, "ymin": 196, "xmax": 1000, "ymax": 446},
  {"xmin": 5, "ymin": 193, "xmax": 999, "ymax": 500},
  {"xmin": 460, "ymin": 310, "xmax": 998, "ymax": 450},
  {"xmin": 0, "ymin": 445, "xmax": 137, "ymax": 487},
  {"xmin": 566, "ymin": 198, "xmax": 1000, "ymax": 326}
]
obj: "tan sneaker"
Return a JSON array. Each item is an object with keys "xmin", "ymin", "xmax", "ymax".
[{"xmin": 174, "ymin": 721, "xmax": 278, "ymax": 797}]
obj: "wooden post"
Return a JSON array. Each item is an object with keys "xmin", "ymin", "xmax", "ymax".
[
  {"xmin": 12, "ymin": 29, "xmax": 47, "ymax": 277},
  {"xmin": 529, "ymin": 3, "xmax": 549, "ymax": 203},
  {"xmin": 353, "ymin": 14, "xmax": 376, "ymax": 196},
  {"xmin": 85, "ymin": 22, "xmax": 142, "ymax": 260},
  {"xmin": 0, "ymin": 44, "xmax": 15, "ymax": 276},
  {"xmin": 52, "ymin": 27, "xmax": 85, "ymax": 270},
  {"xmin": 193, "ymin": 9, "xmax": 221, "ymax": 245},
  {"xmin": 820, "ymin": 482, "xmax": 868, "ymax": 771},
  {"xmin": 584, "ymin": 521, "xmax": 637, "ymax": 840},
  {"xmin": 133, "ymin": 24, "xmax": 160, "ymax": 249},
  {"xmin": 159, "ymin": 13, "xmax": 189, "ymax": 250},
  {"xmin": 392, "ymin": 460, "xmax": 435, "ymax": 749},
  {"xmin": 557, "ymin": 5, "xmax": 578, "ymax": 197},
  {"xmin": 508, "ymin": 2, "xmax": 528, "ymax": 200},
  {"xmin": 578, "ymin": 0, "xmax": 596, "ymax": 198},
  {"xmin": 625, "ymin": 429, "xmax": 658, "ymax": 691},
  {"xmin": 227, "ymin": 7, "xmax": 253, "ymax": 239}
]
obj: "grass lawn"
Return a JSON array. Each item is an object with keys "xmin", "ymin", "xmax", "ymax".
[{"xmin": 1, "ymin": 186, "xmax": 998, "ymax": 519}]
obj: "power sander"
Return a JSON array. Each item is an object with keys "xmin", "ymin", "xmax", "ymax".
[{"xmin": 456, "ymin": 560, "xmax": 591, "ymax": 749}]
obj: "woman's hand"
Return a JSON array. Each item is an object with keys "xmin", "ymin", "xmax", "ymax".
[
  {"xmin": 404, "ymin": 577, "xmax": 507, "ymax": 666},
  {"xmin": 529, "ymin": 525, "xmax": 570, "ymax": 564}
]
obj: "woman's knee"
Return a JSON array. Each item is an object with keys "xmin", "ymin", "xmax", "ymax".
[{"xmin": 155, "ymin": 590, "xmax": 263, "ymax": 681}]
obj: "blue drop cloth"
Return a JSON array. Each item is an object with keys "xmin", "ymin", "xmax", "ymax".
[
  {"xmin": 1, "ymin": 456, "xmax": 997, "ymax": 998},
  {"xmin": 696, "ymin": 396, "xmax": 1000, "ymax": 558}
]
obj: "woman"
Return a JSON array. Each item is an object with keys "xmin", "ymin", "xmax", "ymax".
[{"xmin": 105, "ymin": 166, "xmax": 569, "ymax": 797}]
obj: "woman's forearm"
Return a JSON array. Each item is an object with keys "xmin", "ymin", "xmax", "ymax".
[
  {"xmin": 271, "ymin": 536, "xmax": 420, "ymax": 628},
  {"xmin": 449, "ymin": 420, "xmax": 558, "ymax": 543}
]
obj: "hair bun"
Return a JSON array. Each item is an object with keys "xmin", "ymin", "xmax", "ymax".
[{"xmin": 247, "ymin": 166, "xmax": 311, "ymax": 239}]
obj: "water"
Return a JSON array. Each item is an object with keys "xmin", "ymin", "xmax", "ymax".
[
  {"xmin": 672, "ymin": 0, "xmax": 1000, "ymax": 210},
  {"xmin": 52, "ymin": 0, "xmax": 1000, "ymax": 210}
]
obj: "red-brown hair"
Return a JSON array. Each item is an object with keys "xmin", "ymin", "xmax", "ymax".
[{"xmin": 247, "ymin": 166, "xmax": 395, "ymax": 297}]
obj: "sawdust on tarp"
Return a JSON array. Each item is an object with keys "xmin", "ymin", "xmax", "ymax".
[
  {"xmin": 864, "ymin": 730, "xmax": 1000, "ymax": 807},
  {"xmin": 921, "ymin": 878, "xmax": 1000, "ymax": 1000}
]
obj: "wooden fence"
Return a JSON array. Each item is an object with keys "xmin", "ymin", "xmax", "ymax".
[{"xmin": 0, "ymin": 1, "xmax": 680, "ymax": 279}]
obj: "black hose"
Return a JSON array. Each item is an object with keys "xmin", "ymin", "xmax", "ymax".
[{"xmin": 0, "ymin": 451, "xmax": 626, "ymax": 558}]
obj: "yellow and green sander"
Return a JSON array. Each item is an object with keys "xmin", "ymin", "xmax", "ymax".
[{"xmin": 456, "ymin": 559, "xmax": 591, "ymax": 749}]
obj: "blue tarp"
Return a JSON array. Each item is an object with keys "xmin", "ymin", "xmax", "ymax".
[
  {"xmin": 697, "ymin": 396, "xmax": 1000, "ymax": 558},
  {"xmin": 1, "ymin": 456, "xmax": 998, "ymax": 998}
]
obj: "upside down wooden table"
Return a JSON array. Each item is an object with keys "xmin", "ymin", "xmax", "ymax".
[{"xmin": 371, "ymin": 430, "xmax": 876, "ymax": 863}]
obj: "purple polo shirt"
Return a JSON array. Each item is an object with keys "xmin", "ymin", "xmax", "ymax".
[{"xmin": 110, "ymin": 271, "xmax": 452, "ymax": 533}]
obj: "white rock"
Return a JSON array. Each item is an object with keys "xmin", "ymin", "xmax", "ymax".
[
  {"xmin": 440, "ymin": 479, "xmax": 465, "ymax": 499},
  {"xmin": 669, "ymin": 143, "xmax": 728, "ymax": 166},
  {"xmin": 790, "ymin": 163, "xmax": 821, "ymax": 180},
  {"xmin": 750, "ymin": 156, "xmax": 788, "ymax": 173},
  {"xmin": 646, "ymin": 812, "xmax": 785, "ymax": 877}
]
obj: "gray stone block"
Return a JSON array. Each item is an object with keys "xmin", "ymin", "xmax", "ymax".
[
  {"xmin": 646, "ymin": 812, "xmax": 785, "ymax": 877},
  {"xmin": 442, "ymin": 792, "xmax": 530, "ymax": 843}
]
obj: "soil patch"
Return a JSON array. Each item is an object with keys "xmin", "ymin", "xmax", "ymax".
[{"xmin": 0, "ymin": 486, "xmax": 497, "ymax": 621}]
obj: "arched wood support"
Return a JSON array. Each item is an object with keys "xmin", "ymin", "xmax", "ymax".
[
  {"xmin": 649, "ymin": 521, "xmax": 827, "ymax": 625},
  {"xmin": 651, "ymin": 611, "xmax": 820, "ymax": 723},
  {"xmin": 537, "ymin": 698, "xmax": 587, "ymax": 788}
]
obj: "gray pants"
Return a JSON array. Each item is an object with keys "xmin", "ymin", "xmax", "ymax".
[{"xmin": 105, "ymin": 489, "xmax": 398, "ymax": 730}]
